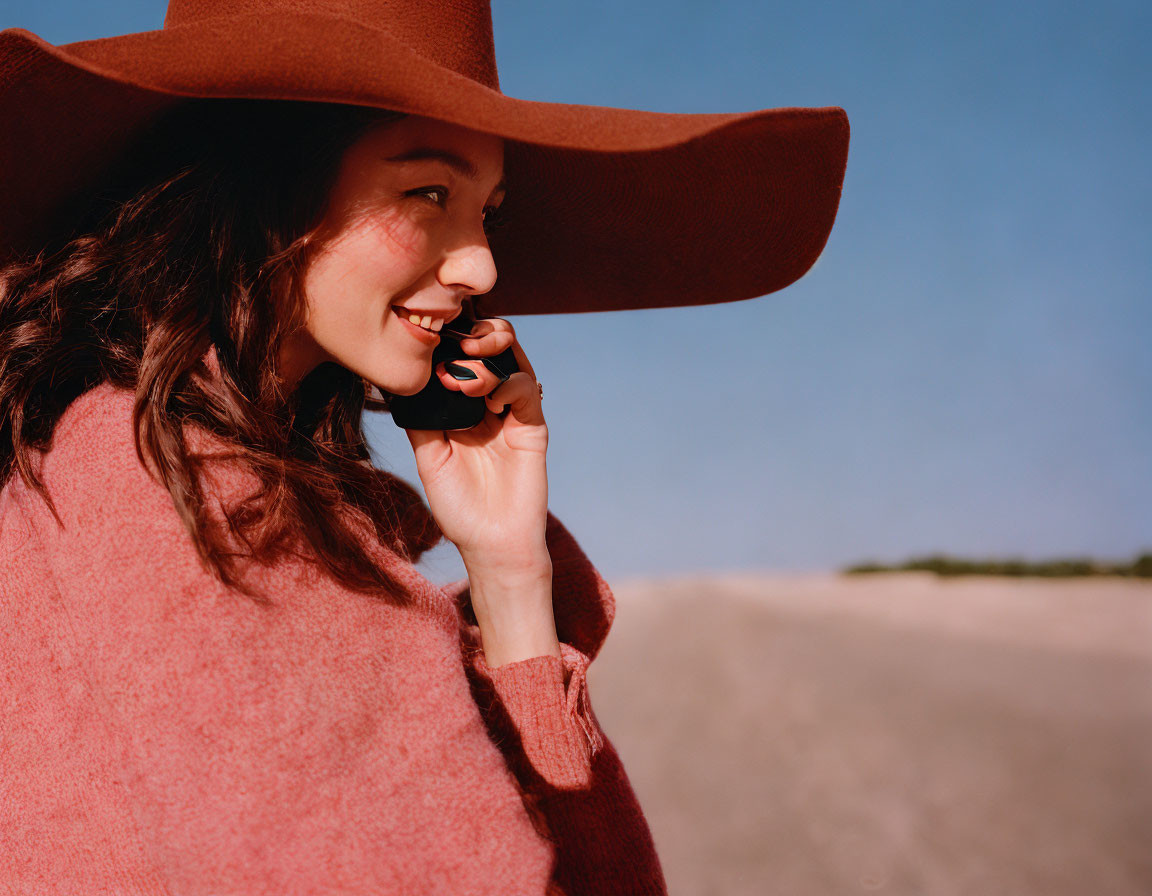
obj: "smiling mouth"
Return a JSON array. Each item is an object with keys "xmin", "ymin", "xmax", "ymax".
[{"xmin": 391, "ymin": 306, "xmax": 450, "ymax": 332}]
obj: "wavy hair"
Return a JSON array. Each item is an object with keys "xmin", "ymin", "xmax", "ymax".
[{"xmin": 0, "ymin": 98, "xmax": 446, "ymax": 606}]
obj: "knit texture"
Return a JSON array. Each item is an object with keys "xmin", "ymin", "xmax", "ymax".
[{"xmin": 0, "ymin": 382, "xmax": 667, "ymax": 895}]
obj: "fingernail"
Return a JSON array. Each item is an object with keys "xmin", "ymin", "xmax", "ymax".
[
  {"xmin": 481, "ymin": 357, "xmax": 511, "ymax": 383},
  {"xmin": 445, "ymin": 362, "xmax": 478, "ymax": 381}
]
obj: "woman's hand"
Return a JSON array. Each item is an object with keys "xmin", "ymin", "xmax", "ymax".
[{"xmin": 403, "ymin": 316, "xmax": 549, "ymax": 577}]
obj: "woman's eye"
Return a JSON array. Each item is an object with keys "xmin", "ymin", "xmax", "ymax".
[
  {"xmin": 408, "ymin": 187, "xmax": 507, "ymax": 234},
  {"xmin": 411, "ymin": 186, "xmax": 449, "ymax": 206}
]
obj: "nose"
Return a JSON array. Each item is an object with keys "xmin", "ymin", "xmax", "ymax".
[{"xmin": 437, "ymin": 231, "xmax": 498, "ymax": 298}]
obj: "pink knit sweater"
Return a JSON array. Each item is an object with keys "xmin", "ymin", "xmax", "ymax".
[{"xmin": 0, "ymin": 382, "xmax": 667, "ymax": 895}]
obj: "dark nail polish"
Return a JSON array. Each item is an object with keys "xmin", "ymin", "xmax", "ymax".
[
  {"xmin": 481, "ymin": 357, "xmax": 511, "ymax": 383},
  {"xmin": 445, "ymin": 362, "xmax": 478, "ymax": 381}
]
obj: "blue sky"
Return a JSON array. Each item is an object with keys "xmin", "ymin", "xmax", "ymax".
[{"xmin": 4, "ymin": 0, "xmax": 1149, "ymax": 582}]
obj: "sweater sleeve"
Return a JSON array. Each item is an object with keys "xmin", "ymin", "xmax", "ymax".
[{"xmin": 447, "ymin": 511, "xmax": 669, "ymax": 896}]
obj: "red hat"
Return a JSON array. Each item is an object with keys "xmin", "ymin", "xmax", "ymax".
[{"xmin": 0, "ymin": 0, "xmax": 850, "ymax": 317}]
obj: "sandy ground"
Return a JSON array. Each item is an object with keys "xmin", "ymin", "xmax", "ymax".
[{"xmin": 587, "ymin": 573, "xmax": 1152, "ymax": 896}]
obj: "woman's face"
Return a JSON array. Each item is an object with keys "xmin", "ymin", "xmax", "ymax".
[{"xmin": 280, "ymin": 113, "xmax": 506, "ymax": 395}]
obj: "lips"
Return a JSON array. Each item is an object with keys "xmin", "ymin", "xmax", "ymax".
[
  {"xmin": 393, "ymin": 312, "xmax": 442, "ymax": 344},
  {"xmin": 392, "ymin": 305, "xmax": 459, "ymax": 327}
]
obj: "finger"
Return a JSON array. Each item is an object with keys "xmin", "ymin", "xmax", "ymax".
[
  {"xmin": 457, "ymin": 317, "xmax": 516, "ymax": 359},
  {"xmin": 461, "ymin": 316, "xmax": 538, "ymax": 383},
  {"xmin": 504, "ymin": 334, "xmax": 537, "ymax": 384},
  {"xmin": 485, "ymin": 371, "xmax": 544, "ymax": 422}
]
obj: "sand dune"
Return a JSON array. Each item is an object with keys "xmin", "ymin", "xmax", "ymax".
[{"xmin": 589, "ymin": 573, "xmax": 1152, "ymax": 896}]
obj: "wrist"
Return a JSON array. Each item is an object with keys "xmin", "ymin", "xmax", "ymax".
[
  {"xmin": 465, "ymin": 565, "xmax": 561, "ymax": 668},
  {"xmin": 465, "ymin": 560, "xmax": 552, "ymax": 619},
  {"xmin": 460, "ymin": 544, "xmax": 551, "ymax": 583}
]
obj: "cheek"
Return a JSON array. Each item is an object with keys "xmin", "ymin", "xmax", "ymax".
[
  {"xmin": 360, "ymin": 205, "xmax": 432, "ymax": 261},
  {"xmin": 302, "ymin": 211, "xmax": 432, "ymax": 335}
]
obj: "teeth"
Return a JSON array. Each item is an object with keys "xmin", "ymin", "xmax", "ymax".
[{"xmin": 405, "ymin": 311, "xmax": 445, "ymax": 331}]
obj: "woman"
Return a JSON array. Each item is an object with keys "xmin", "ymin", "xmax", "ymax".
[{"xmin": 0, "ymin": 1, "xmax": 849, "ymax": 893}]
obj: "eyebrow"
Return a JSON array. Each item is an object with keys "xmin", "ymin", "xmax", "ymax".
[{"xmin": 384, "ymin": 147, "xmax": 507, "ymax": 195}]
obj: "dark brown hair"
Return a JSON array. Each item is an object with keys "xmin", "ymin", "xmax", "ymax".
[{"xmin": 0, "ymin": 98, "xmax": 444, "ymax": 605}]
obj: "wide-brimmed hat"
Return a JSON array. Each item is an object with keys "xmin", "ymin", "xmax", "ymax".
[{"xmin": 0, "ymin": 0, "xmax": 849, "ymax": 317}]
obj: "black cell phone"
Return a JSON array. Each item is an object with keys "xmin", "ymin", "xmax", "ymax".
[{"xmin": 389, "ymin": 299, "xmax": 520, "ymax": 431}]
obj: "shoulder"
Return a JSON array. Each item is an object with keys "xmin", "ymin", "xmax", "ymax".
[
  {"xmin": 56, "ymin": 381, "xmax": 134, "ymax": 436},
  {"xmin": 0, "ymin": 384, "xmax": 185, "ymax": 590},
  {"xmin": 51, "ymin": 381, "xmax": 138, "ymax": 460},
  {"xmin": 33, "ymin": 382, "xmax": 254, "ymax": 533},
  {"xmin": 39, "ymin": 381, "xmax": 151, "ymax": 493}
]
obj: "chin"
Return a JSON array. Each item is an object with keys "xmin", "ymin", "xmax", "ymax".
[{"xmin": 376, "ymin": 368, "xmax": 434, "ymax": 397}]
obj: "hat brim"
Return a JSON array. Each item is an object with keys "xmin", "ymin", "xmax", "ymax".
[{"xmin": 0, "ymin": 16, "xmax": 849, "ymax": 315}]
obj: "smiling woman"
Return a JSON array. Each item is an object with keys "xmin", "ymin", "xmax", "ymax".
[
  {"xmin": 0, "ymin": 92, "xmax": 664, "ymax": 896},
  {"xmin": 0, "ymin": 98, "xmax": 446, "ymax": 602},
  {"xmin": 0, "ymin": 0, "xmax": 847, "ymax": 892},
  {"xmin": 280, "ymin": 114, "xmax": 507, "ymax": 398}
]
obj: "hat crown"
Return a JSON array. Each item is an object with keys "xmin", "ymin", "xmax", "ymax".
[{"xmin": 162, "ymin": 0, "xmax": 500, "ymax": 89}]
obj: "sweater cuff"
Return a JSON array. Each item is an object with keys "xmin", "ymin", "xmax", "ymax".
[{"xmin": 465, "ymin": 636, "xmax": 605, "ymax": 791}]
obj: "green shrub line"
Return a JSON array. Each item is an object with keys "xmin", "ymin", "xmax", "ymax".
[{"xmin": 842, "ymin": 551, "xmax": 1152, "ymax": 579}]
